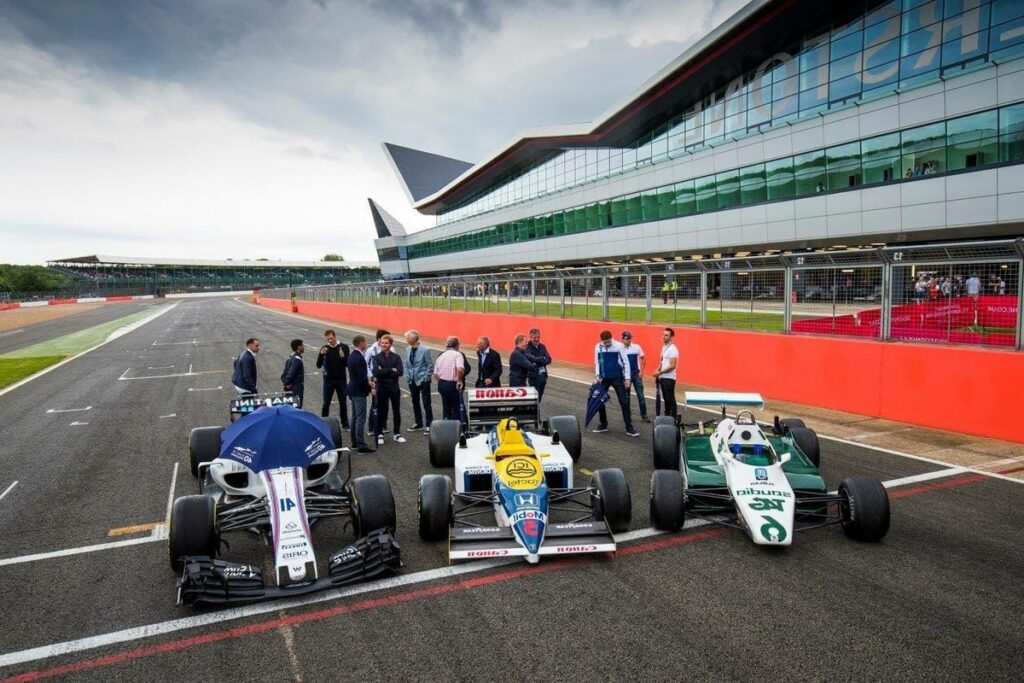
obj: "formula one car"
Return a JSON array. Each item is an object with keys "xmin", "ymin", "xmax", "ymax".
[
  {"xmin": 648, "ymin": 392, "xmax": 890, "ymax": 546},
  {"xmin": 168, "ymin": 401, "xmax": 400, "ymax": 606},
  {"xmin": 417, "ymin": 387, "xmax": 631, "ymax": 563}
]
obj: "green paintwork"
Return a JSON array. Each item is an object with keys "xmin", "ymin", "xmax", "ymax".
[{"xmin": 681, "ymin": 433, "xmax": 827, "ymax": 510}]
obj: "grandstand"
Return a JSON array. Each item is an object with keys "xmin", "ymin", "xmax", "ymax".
[{"xmin": 46, "ymin": 255, "xmax": 380, "ymax": 297}]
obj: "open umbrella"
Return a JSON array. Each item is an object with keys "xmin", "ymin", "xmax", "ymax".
[
  {"xmin": 584, "ymin": 381, "xmax": 611, "ymax": 428},
  {"xmin": 219, "ymin": 404, "xmax": 334, "ymax": 472}
]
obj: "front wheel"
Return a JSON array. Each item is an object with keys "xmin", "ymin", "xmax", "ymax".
[
  {"xmin": 188, "ymin": 426, "xmax": 223, "ymax": 478},
  {"xmin": 591, "ymin": 468, "xmax": 631, "ymax": 533},
  {"xmin": 167, "ymin": 495, "xmax": 219, "ymax": 571},
  {"xmin": 653, "ymin": 424, "xmax": 680, "ymax": 470},
  {"xmin": 650, "ymin": 470, "xmax": 685, "ymax": 531},
  {"xmin": 428, "ymin": 420, "xmax": 461, "ymax": 468},
  {"xmin": 322, "ymin": 416, "xmax": 344, "ymax": 449},
  {"xmin": 548, "ymin": 415, "xmax": 581, "ymax": 462},
  {"xmin": 789, "ymin": 427, "xmax": 821, "ymax": 468},
  {"xmin": 417, "ymin": 474, "xmax": 452, "ymax": 541},
  {"xmin": 349, "ymin": 475, "xmax": 397, "ymax": 538},
  {"xmin": 839, "ymin": 476, "xmax": 890, "ymax": 542}
]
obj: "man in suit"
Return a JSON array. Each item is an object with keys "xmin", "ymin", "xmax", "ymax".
[
  {"xmin": 316, "ymin": 329, "xmax": 350, "ymax": 427},
  {"xmin": 346, "ymin": 335, "xmax": 375, "ymax": 453},
  {"xmin": 508, "ymin": 334, "xmax": 536, "ymax": 388},
  {"xmin": 403, "ymin": 329, "xmax": 434, "ymax": 432},
  {"xmin": 280, "ymin": 339, "xmax": 305, "ymax": 408},
  {"xmin": 524, "ymin": 328, "xmax": 551, "ymax": 401},
  {"xmin": 231, "ymin": 337, "xmax": 259, "ymax": 395},
  {"xmin": 475, "ymin": 336, "xmax": 502, "ymax": 388}
]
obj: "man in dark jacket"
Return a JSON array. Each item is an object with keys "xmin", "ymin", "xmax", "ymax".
[
  {"xmin": 508, "ymin": 334, "xmax": 536, "ymax": 387},
  {"xmin": 346, "ymin": 335, "xmax": 374, "ymax": 453},
  {"xmin": 316, "ymin": 329, "xmax": 350, "ymax": 427},
  {"xmin": 475, "ymin": 336, "xmax": 502, "ymax": 388},
  {"xmin": 525, "ymin": 328, "xmax": 551, "ymax": 401},
  {"xmin": 281, "ymin": 339, "xmax": 305, "ymax": 408},
  {"xmin": 231, "ymin": 338, "xmax": 259, "ymax": 395},
  {"xmin": 371, "ymin": 334, "xmax": 405, "ymax": 446}
]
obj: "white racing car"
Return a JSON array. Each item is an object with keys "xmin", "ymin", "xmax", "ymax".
[
  {"xmin": 168, "ymin": 401, "xmax": 401, "ymax": 606},
  {"xmin": 417, "ymin": 387, "xmax": 631, "ymax": 563},
  {"xmin": 649, "ymin": 392, "xmax": 890, "ymax": 546}
]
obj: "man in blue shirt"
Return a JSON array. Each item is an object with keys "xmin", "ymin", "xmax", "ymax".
[
  {"xmin": 403, "ymin": 330, "xmax": 434, "ymax": 432},
  {"xmin": 280, "ymin": 339, "xmax": 305, "ymax": 408},
  {"xmin": 593, "ymin": 330, "xmax": 638, "ymax": 437},
  {"xmin": 525, "ymin": 328, "xmax": 551, "ymax": 402},
  {"xmin": 620, "ymin": 331, "xmax": 649, "ymax": 423}
]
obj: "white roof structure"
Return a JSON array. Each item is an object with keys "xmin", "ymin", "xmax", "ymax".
[{"xmin": 49, "ymin": 255, "xmax": 378, "ymax": 269}]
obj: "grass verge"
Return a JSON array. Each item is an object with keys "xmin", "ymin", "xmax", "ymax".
[{"xmin": 0, "ymin": 355, "xmax": 66, "ymax": 389}]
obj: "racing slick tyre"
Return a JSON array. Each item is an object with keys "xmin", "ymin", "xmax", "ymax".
[
  {"xmin": 548, "ymin": 415, "xmax": 582, "ymax": 462},
  {"xmin": 428, "ymin": 420, "xmax": 461, "ymax": 468},
  {"xmin": 349, "ymin": 474, "xmax": 397, "ymax": 538},
  {"xmin": 652, "ymin": 416, "xmax": 679, "ymax": 448},
  {"xmin": 417, "ymin": 474, "xmax": 453, "ymax": 541},
  {"xmin": 188, "ymin": 426, "xmax": 224, "ymax": 478},
  {"xmin": 650, "ymin": 470, "xmax": 686, "ymax": 532},
  {"xmin": 653, "ymin": 424, "xmax": 681, "ymax": 470},
  {"xmin": 322, "ymin": 416, "xmax": 344, "ymax": 449},
  {"xmin": 780, "ymin": 418, "xmax": 806, "ymax": 431},
  {"xmin": 167, "ymin": 495, "xmax": 219, "ymax": 571},
  {"xmin": 839, "ymin": 476, "xmax": 890, "ymax": 542},
  {"xmin": 788, "ymin": 426, "xmax": 821, "ymax": 468},
  {"xmin": 591, "ymin": 468, "xmax": 632, "ymax": 533}
]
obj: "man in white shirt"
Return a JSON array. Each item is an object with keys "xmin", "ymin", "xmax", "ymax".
[
  {"xmin": 965, "ymin": 273, "xmax": 981, "ymax": 299},
  {"xmin": 620, "ymin": 331, "xmax": 649, "ymax": 423},
  {"xmin": 652, "ymin": 327, "xmax": 679, "ymax": 418},
  {"xmin": 433, "ymin": 336, "xmax": 465, "ymax": 420}
]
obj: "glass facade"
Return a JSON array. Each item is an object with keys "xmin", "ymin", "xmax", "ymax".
[
  {"xmin": 405, "ymin": 102, "xmax": 1024, "ymax": 260},
  {"xmin": 434, "ymin": 0, "xmax": 1024, "ymax": 227}
]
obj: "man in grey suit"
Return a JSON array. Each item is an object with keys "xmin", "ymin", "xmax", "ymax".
[{"xmin": 404, "ymin": 329, "xmax": 434, "ymax": 432}]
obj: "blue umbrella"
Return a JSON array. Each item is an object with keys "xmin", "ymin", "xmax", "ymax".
[
  {"xmin": 584, "ymin": 381, "xmax": 611, "ymax": 427},
  {"xmin": 219, "ymin": 404, "xmax": 334, "ymax": 472}
]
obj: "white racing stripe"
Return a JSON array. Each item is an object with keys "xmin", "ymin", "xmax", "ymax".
[
  {"xmin": 0, "ymin": 536, "xmax": 160, "ymax": 568},
  {"xmin": 0, "ymin": 469, "xmax": 962, "ymax": 668},
  {"xmin": 0, "ymin": 481, "xmax": 18, "ymax": 503},
  {"xmin": 0, "ymin": 304, "xmax": 178, "ymax": 400}
]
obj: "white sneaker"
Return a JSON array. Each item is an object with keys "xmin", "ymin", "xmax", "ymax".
[
  {"xmin": 377, "ymin": 435, "xmax": 384, "ymax": 445},
  {"xmin": 393, "ymin": 434, "xmax": 406, "ymax": 444}
]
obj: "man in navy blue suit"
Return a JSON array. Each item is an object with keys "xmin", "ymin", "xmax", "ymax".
[
  {"xmin": 231, "ymin": 338, "xmax": 259, "ymax": 395},
  {"xmin": 346, "ymin": 335, "xmax": 375, "ymax": 453},
  {"xmin": 475, "ymin": 336, "xmax": 502, "ymax": 388},
  {"xmin": 281, "ymin": 339, "xmax": 305, "ymax": 408}
]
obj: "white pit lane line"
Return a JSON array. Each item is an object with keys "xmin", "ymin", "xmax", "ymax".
[
  {"xmin": 0, "ymin": 466, "xmax": 967, "ymax": 669},
  {"xmin": 0, "ymin": 481, "xmax": 18, "ymax": 504}
]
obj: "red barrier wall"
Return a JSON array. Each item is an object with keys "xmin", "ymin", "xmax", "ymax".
[
  {"xmin": 260, "ymin": 297, "xmax": 293, "ymax": 312},
  {"xmin": 0, "ymin": 303, "xmax": 19, "ymax": 311},
  {"xmin": 47, "ymin": 298, "xmax": 77, "ymax": 306},
  {"xmin": 261, "ymin": 299, "xmax": 1024, "ymax": 443},
  {"xmin": 105, "ymin": 296, "xmax": 133, "ymax": 302}
]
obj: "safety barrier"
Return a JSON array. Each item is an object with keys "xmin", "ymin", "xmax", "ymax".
[
  {"xmin": 0, "ymin": 303, "xmax": 19, "ymax": 311},
  {"xmin": 260, "ymin": 298, "xmax": 1024, "ymax": 444}
]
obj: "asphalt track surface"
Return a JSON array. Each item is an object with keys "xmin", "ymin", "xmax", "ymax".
[
  {"xmin": 0, "ymin": 297, "xmax": 1021, "ymax": 681},
  {"xmin": 0, "ymin": 302, "xmax": 159, "ymax": 356}
]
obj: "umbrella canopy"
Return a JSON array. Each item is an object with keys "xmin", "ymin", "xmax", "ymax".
[
  {"xmin": 219, "ymin": 404, "xmax": 334, "ymax": 472},
  {"xmin": 584, "ymin": 382, "xmax": 611, "ymax": 427}
]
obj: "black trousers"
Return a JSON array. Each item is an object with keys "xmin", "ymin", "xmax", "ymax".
[
  {"xmin": 597, "ymin": 377, "xmax": 633, "ymax": 431},
  {"xmin": 322, "ymin": 378, "xmax": 349, "ymax": 424},
  {"xmin": 375, "ymin": 384, "xmax": 401, "ymax": 437},
  {"xmin": 659, "ymin": 378, "xmax": 678, "ymax": 418}
]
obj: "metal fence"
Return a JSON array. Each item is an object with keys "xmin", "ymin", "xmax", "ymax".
[{"xmin": 264, "ymin": 239, "xmax": 1024, "ymax": 351}]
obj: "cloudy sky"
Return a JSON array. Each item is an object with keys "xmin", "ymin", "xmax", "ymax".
[{"xmin": 0, "ymin": 0, "xmax": 744, "ymax": 265}]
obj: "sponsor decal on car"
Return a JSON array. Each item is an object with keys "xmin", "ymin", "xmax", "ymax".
[
  {"xmin": 279, "ymin": 497, "xmax": 297, "ymax": 512},
  {"xmin": 304, "ymin": 436, "xmax": 326, "ymax": 459},
  {"xmin": 506, "ymin": 459, "xmax": 538, "ymax": 479},
  {"xmin": 734, "ymin": 487, "xmax": 792, "ymax": 498},
  {"xmin": 556, "ymin": 545, "xmax": 598, "ymax": 553},
  {"xmin": 466, "ymin": 549, "xmax": 509, "ymax": 557},
  {"xmin": 459, "ymin": 526, "xmax": 504, "ymax": 534},
  {"xmin": 280, "ymin": 549, "xmax": 310, "ymax": 560},
  {"xmin": 550, "ymin": 522, "xmax": 597, "ymax": 530},
  {"xmin": 759, "ymin": 515, "xmax": 787, "ymax": 543},
  {"xmin": 755, "ymin": 467, "xmax": 768, "ymax": 481},
  {"xmin": 510, "ymin": 509, "xmax": 546, "ymax": 525},
  {"xmin": 748, "ymin": 497, "xmax": 785, "ymax": 511},
  {"xmin": 229, "ymin": 446, "xmax": 257, "ymax": 464},
  {"xmin": 515, "ymin": 493, "xmax": 539, "ymax": 507},
  {"xmin": 472, "ymin": 388, "xmax": 529, "ymax": 399}
]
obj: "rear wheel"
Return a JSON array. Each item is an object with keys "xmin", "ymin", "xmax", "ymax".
[
  {"xmin": 839, "ymin": 476, "xmax": 890, "ymax": 541},
  {"xmin": 788, "ymin": 426, "xmax": 821, "ymax": 468},
  {"xmin": 780, "ymin": 418, "xmax": 806, "ymax": 431},
  {"xmin": 322, "ymin": 417, "xmax": 344, "ymax": 449},
  {"xmin": 428, "ymin": 420, "xmax": 461, "ymax": 468},
  {"xmin": 188, "ymin": 426, "xmax": 223, "ymax": 478},
  {"xmin": 548, "ymin": 415, "xmax": 581, "ymax": 462},
  {"xmin": 167, "ymin": 495, "xmax": 219, "ymax": 571},
  {"xmin": 653, "ymin": 424, "xmax": 681, "ymax": 470},
  {"xmin": 417, "ymin": 474, "xmax": 452, "ymax": 541},
  {"xmin": 349, "ymin": 475, "xmax": 397, "ymax": 537},
  {"xmin": 591, "ymin": 468, "xmax": 631, "ymax": 533},
  {"xmin": 650, "ymin": 470, "xmax": 686, "ymax": 531}
]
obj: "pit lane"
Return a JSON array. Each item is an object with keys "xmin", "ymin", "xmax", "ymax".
[{"xmin": 0, "ymin": 297, "xmax": 1021, "ymax": 681}]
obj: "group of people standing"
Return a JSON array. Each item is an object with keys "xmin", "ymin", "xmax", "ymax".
[{"xmin": 231, "ymin": 324, "xmax": 680, "ymax": 452}]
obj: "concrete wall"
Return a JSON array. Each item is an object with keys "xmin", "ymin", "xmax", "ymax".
[{"xmin": 260, "ymin": 297, "xmax": 1024, "ymax": 444}]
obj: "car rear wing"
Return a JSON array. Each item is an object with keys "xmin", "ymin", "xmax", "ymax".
[
  {"xmin": 464, "ymin": 387, "xmax": 540, "ymax": 431},
  {"xmin": 230, "ymin": 392, "xmax": 299, "ymax": 422},
  {"xmin": 685, "ymin": 392, "xmax": 764, "ymax": 418}
]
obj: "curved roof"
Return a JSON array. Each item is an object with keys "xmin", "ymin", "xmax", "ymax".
[
  {"xmin": 394, "ymin": 0, "xmax": 821, "ymax": 215},
  {"xmin": 49, "ymin": 255, "xmax": 378, "ymax": 269}
]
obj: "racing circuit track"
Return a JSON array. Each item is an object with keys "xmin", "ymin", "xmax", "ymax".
[{"xmin": 0, "ymin": 297, "xmax": 1021, "ymax": 681}]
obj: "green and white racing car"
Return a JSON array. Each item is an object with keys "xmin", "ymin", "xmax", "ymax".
[{"xmin": 648, "ymin": 392, "xmax": 890, "ymax": 545}]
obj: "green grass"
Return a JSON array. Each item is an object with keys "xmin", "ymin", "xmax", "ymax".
[
  {"xmin": 0, "ymin": 355, "xmax": 66, "ymax": 389},
  {"xmin": 328, "ymin": 295, "xmax": 797, "ymax": 332},
  {"xmin": 0, "ymin": 307, "xmax": 163, "ymax": 359}
]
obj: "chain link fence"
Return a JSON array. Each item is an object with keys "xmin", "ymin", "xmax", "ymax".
[{"xmin": 266, "ymin": 239, "xmax": 1024, "ymax": 351}]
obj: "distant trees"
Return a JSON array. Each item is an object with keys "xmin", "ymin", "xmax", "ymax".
[
  {"xmin": 0, "ymin": 265, "xmax": 70, "ymax": 293},
  {"xmin": 322, "ymin": 253, "xmax": 344, "ymax": 262}
]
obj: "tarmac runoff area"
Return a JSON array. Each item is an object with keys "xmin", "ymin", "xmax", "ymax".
[{"xmin": 0, "ymin": 297, "xmax": 1021, "ymax": 682}]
